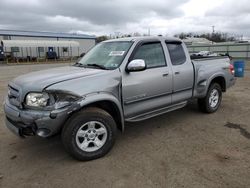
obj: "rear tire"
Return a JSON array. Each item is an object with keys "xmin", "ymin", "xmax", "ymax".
[
  {"xmin": 61, "ymin": 107, "xmax": 117, "ymax": 161},
  {"xmin": 198, "ymin": 83, "xmax": 222, "ymax": 113}
]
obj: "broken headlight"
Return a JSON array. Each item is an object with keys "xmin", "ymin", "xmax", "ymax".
[
  {"xmin": 25, "ymin": 91, "xmax": 80, "ymax": 109},
  {"xmin": 26, "ymin": 92, "xmax": 50, "ymax": 107}
]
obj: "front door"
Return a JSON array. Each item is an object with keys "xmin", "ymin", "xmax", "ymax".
[{"xmin": 122, "ymin": 41, "xmax": 173, "ymax": 118}]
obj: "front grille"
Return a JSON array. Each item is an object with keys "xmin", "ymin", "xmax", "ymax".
[{"xmin": 8, "ymin": 85, "xmax": 21, "ymax": 107}]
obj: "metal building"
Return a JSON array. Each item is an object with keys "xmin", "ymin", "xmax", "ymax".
[{"xmin": 0, "ymin": 29, "xmax": 96, "ymax": 62}]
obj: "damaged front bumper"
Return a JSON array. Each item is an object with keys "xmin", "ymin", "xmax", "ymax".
[{"xmin": 4, "ymin": 99, "xmax": 71, "ymax": 138}]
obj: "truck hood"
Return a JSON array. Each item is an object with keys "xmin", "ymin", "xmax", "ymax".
[{"xmin": 10, "ymin": 66, "xmax": 105, "ymax": 95}]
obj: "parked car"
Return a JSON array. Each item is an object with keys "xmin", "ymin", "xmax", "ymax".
[
  {"xmin": 0, "ymin": 46, "xmax": 4, "ymax": 61},
  {"xmin": 4, "ymin": 37, "xmax": 236, "ymax": 160},
  {"xmin": 193, "ymin": 51, "xmax": 218, "ymax": 57},
  {"xmin": 46, "ymin": 51, "xmax": 57, "ymax": 59}
]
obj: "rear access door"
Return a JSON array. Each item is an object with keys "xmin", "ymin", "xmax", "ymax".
[{"xmin": 165, "ymin": 41, "xmax": 194, "ymax": 104}]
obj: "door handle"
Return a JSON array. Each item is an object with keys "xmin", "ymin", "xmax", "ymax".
[
  {"xmin": 175, "ymin": 71, "xmax": 180, "ymax": 75},
  {"xmin": 162, "ymin": 73, "xmax": 169, "ymax": 77}
]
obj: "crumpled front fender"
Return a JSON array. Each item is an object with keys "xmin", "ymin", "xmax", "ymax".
[{"xmin": 70, "ymin": 92, "xmax": 125, "ymax": 131}]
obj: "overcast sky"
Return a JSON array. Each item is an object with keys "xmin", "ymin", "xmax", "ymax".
[{"xmin": 0, "ymin": 0, "xmax": 249, "ymax": 37}]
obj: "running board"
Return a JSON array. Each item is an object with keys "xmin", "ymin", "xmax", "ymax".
[{"xmin": 125, "ymin": 101, "xmax": 187, "ymax": 122}]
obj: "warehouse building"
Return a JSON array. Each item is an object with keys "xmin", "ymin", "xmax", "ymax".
[
  {"xmin": 183, "ymin": 37, "xmax": 213, "ymax": 45},
  {"xmin": 0, "ymin": 29, "xmax": 96, "ymax": 62}
]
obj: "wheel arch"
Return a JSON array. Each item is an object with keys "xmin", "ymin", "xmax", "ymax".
[
  {"xmin": 83, "ymin": 100, "xmax": 124, "ymax": 132},
  {"xmin": 75, "ymin": 93, "xmax": 124, "ymax": 132},
  {"xmin": 209, "ymin": 76, "xmax": 226, "ymax": 92}
]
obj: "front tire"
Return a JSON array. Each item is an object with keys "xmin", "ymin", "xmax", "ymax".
[
  {"xmin": 61, "ymin": 107, "xmax": 117, "ymax": 161},
  {"xmin": 198, "ymin": 83, "xmax": 222, "ymax": 113}
]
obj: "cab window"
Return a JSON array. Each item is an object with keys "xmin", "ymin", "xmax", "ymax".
[
  {"xmin": 166, "ymin": 43, "xmax": 186, "ymax": 65},
  {"xmin": 132, "ymin": 42, "xmax": 166, "ymax": 68}
]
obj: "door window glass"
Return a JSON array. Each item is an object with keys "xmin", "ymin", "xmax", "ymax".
[
  {"xmin": 166, "ymin": 43, "xmax": 186, "ymax": 65},
  {"xmin": 133, "ymin": 42, "xmax": 166, "ymax": 68}
]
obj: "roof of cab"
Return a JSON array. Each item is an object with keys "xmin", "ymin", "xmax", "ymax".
[{"xmin": 104, "ymin": 36, "xmax": 182, "ymax": 43}]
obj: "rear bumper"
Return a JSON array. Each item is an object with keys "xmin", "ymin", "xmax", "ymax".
[{"xmin": 4, "ymin": 100, "xmax": 69, "ymax": 138}]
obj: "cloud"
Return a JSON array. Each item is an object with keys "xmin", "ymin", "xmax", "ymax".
[
  {"xmin": 0, "ymin": 0, "xmax": 188, "ymax": 35},
  {"xmin": 203, "ymin": 0, "xmax": 250, "ymax": 36},
  {"xmin": 0, "ymin": 0, "xmax": 249, "ymax": 37},
  {"xmin": 205, "ymin": 0, "xmax": 250, "ymax": 17}
]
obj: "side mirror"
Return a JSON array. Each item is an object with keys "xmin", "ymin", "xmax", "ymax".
[{"xmin": 126, "ymin": 59, "xmax": 146, "ymax": 72}]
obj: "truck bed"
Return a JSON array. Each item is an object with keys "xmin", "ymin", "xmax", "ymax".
[
  {"xmin": 192, "ymin": 56, "xmax": 231, "ymax": 67},
  {"xmin": 190, "ymin": 55, "xmax": 229, "ymax": 60},
  {"xmin": 191, "ymin": 56, "xmax": 232, "ymax": 98}
]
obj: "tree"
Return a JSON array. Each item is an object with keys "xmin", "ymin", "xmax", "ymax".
[
  {"xmin": 96, "ymin": 36, "xmax": 109, "ymax": 43},
  {"xmin": 174, "ymin": 32, "xmax": 237, "ymax": 42}
]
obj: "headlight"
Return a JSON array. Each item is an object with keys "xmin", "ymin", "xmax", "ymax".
[{"xmin": 26, "ymin": 92, "xmax": 50, "ymax": 107}]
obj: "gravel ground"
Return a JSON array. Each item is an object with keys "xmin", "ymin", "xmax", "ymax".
[{"xmin": 0, "ymin": 63, "xmax": 249, "ymax": 188}]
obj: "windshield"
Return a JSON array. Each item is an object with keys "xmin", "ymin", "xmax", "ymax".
[{"xmin": 77, "ymin": 41, "xmax": 133, "ymax": 70}]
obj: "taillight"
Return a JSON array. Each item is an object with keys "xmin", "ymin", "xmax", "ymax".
[{"xmin": 229, "ymin": 64, "xmax": 235, "ymax": 75}]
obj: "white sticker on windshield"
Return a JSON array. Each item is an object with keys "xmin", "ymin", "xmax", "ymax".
[{"xmin": 109, "ymin": 51, "xmax": 125, "ymax": 56}]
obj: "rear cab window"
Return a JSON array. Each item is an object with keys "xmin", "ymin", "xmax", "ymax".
[{"xmin": 166, "ymin": 42, "xmax": 187, "ymax": 65}]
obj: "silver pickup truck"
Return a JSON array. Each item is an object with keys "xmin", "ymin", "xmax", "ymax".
[{"xmin": 4, "ymin": 37, "xmax": 236, "ymax": 160}]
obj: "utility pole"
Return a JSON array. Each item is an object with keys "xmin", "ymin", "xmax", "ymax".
[
  {"xmin": 212, "ymin": 26, "xmax": 215, "ymax": 34},
  {"xmin": 211, "ymin": 26, "xmax": 215, "ymax": 44}
]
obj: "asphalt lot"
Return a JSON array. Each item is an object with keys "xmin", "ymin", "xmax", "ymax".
[{"xmin": 0, "ymin": 63, "xmax": 250, "ymax": 188}]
